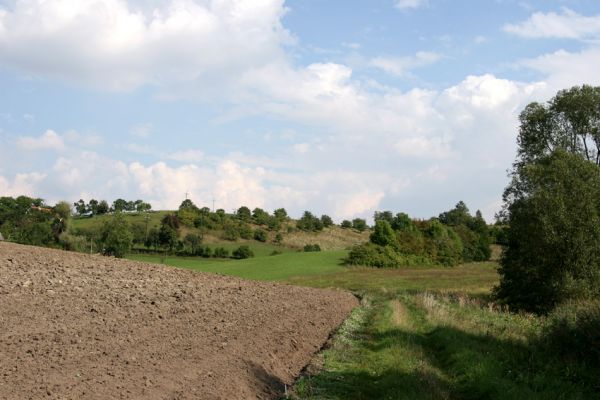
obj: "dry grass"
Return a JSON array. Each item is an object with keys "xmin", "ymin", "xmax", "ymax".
[{"xmin": 282, "ymin": 226, "xmax": 370, "ymax": 250}]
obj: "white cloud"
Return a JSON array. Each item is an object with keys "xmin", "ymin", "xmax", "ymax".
[
  {"xmin": 17, "ymin": 129, "xmax": 65, "ymax": 151},
  {"xmin": 520, "ymin": 48, "xmax": 600, "ymax": 89},
  {"xmin": 0, "ymin": 172, "xmax": 46, "ymax": 197},
  {"xmin": 504, "ymin": 8, "xmax": 600, "ymax": 40},
  {"xmin": 394, "ymin": 0, "xmax": 428, "ymax": 11},
  {"xmin": 0, "ymin": 0, "xmax": 291, "ymax": 91},
  {"xmin": 370, "ymin": 51, "xmax": 441, "ymax": 77}
]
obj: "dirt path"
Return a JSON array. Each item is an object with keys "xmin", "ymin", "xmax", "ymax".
[{"xmin": 0, "ymin": 242, "xmax": 357, "ymax": 399}]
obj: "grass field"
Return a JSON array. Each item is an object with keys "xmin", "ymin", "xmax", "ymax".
[{"xmin": 128, "ymin": 249, "xmax": 597, "ymax": 399}]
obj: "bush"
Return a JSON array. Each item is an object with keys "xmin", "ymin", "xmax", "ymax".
[
  {"xmin": 254, "ymin": 229, "xmax": 267, "ymax": 242},
  {"xmin": 232, "ymin": 245, "xmax": 254, "ymax": 259},
  {"xmin": 341, "ymin": 220, "xmax": 352, "ymax": 229},
  {"xmin": 542, "ymin": 300, "xmax": 600, "ymax": 367},
  {"xmin": 213, "ymin": 247, "xmax": 229, "ymax": 258},
  {"xmin": 100, "ymin": 213, "xmax": 133, "ymax": 258},
  {"xmin": 344, "ymin": 243, "xmax": 433, "ymax": 268},
  {"xmin": 303, "ymin": 244, "xmax": 321, "ymax": 252},
  {"xmin": 59, "ymin": 232, "xmax": 88, "ymax": 253}
]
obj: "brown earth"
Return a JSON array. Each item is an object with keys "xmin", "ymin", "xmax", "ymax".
[{"xmin": 0, "ymin": 242, "xmax": 357, "ymax": 399}]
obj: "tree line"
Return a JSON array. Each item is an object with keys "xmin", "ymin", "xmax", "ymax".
[{"xmin": 345, "ymin": 202, "xmax": 492, "ymax": 268}]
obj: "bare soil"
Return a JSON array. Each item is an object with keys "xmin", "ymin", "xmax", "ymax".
[{"xmin": 0, "ymin": 242, "xmax": 357, "ymax": 399}]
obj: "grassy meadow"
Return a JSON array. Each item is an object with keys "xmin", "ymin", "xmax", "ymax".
[{"xmin": 128, "ymin": 248, "xmax": 597, "ymax": 400}]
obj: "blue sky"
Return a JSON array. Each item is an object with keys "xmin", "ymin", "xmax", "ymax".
[{"xmin": 1, "ymin": 0, "xmax": 600, "ymax": 221}]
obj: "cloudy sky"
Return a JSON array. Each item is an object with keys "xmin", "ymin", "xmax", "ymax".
[{"xmin": 1, "ymin": 0, "xmax": 600, "ymax": 221}]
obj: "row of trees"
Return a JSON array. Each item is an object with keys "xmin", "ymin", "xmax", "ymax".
[
  {"xmin": 73, "ymin": 198, "xmax": 151, "ymax": 216},
  {"xmin": 345, "ymin": 202, "xmax": 490, "ymax": 268}
]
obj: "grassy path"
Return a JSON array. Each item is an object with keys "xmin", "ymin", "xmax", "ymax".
[{"xmin": 291, "ymin": 292, "xmax": 593, "ymax": 400}]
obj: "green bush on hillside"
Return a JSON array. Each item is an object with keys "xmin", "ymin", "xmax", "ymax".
[{"xmin": 232, "ymin": 245, "xmax": 254, "ymax": 259}]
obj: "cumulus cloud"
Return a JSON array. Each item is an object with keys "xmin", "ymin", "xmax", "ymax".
[
  {"xmin": 394, "ymin": 0, "xmax": 428, "ymax": 11},
  {"xmin": 370, "ymin": 51, "xmax": 441, "ymax": 77},
  {"xmin": 0, "ymin": 172, "xmax": 46, "ymax": 197},
  {"xmin": 504, "ymin": 8, "xmax": 600, "ymax": 40},
  {"xmin": 0, "ymin": 0, "xmax": 291, "ymax": 91},
  {"xmin": 17, "ymin": 130, "xmax": 65, "ymax": 151}
]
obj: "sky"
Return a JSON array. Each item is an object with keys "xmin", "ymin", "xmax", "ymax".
[{"xmin": 1, "ymin": 0, "xmax": 600, "ymax": 222}]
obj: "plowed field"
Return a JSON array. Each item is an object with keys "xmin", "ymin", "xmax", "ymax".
[{"xmin": 0, "ymin": 242, "xmax": 357, "ymax": 399}]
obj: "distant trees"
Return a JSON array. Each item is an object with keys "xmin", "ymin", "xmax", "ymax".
[
  {"xmin": 347, "ymin": 203, "xmax": 489, "ymax": 268},
  {"xmin": 73, "ymin": 198, "xmax": 150, "ymax": 216},
  {"xmin": 296, "ymin": 211, "xmax": 324, "ymax": 232}
]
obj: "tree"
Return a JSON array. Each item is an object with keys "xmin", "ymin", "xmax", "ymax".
[
  {"xmin": 161, "ymin": 213, "xmax": 180, "ymax": 230},
  {"xmin": 341, "ymin": 220, "xmax": 352, "ymax": 229},
  {"xmin": 495, "ymin": 150, "xmax": 600, "ymax": 313},
  {"xmin": 515, "ymin": 85, "xmax": 600, "ymax": 168},
  {"xmin": 100, "ymin": 213, "xmax": 133, "ymax": 258},
  {"xmin": 370, "ymin": 220, "xmax": 396, "ymax": 247},
  {"xmin": 184, "ymin": 233, "xmax": 202, "ymax": 254},
  {"xmin": 236, "ymin": 206, "xmax": 252, "ymax": 222},
  {"xmin": 274, "ymin": 208, "xmax": 288, "ymax": 221},
  {"xmin": 74, "ymin": 199, "xmax": 87, "ymax": 216},
  {"xmin": 320, "ymin": 214, "xmax": 333, "ymax": 228},
  {"xmin": 438, "ymin": 201, "xmax": 470, "ymax": 226},
  {"xmin": 159, "ymin": 224, "xmax": 178, "ymax": 252},
  {"xmin": 252, "ymin": 208, "xmax": 270, "ymax": 225},
  {"xmin": 352, "ymin": 218, "xmax": 367, "ymax": 232},
  {"xmin": 232, "ymin": 245, "xmax": 254, "ymax": 259},
  {"xmin": 97, "ymin": 200, "xmax": 109, "ymax": 215},
  {"xmin": 112, "ymin": 199, "xmax": 127, "ymax": 213},
  {"xmin": 51, "ymin": 201, "xmax": 71, "ymax": 241},
  {"xmin": 254, "ymin": 229, "xmax": 267, "ymax": 242},
  {"xmin": 88, "ymin": 199, "xmax": 99, "ymax": 215}
]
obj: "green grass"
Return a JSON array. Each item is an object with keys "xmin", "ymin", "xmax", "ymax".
[
  {"xmin": 128, "ymin": 250, "xmax": 347, "ymax": 281},
  {"xmin": 125, "ymin": 249, "xmax": 597, "ymax": 399}
]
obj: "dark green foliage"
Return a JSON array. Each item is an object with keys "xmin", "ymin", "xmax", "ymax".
[
  {"xmin": 303, "ymin": 244, "xmax": 321, "ymax": 252},
  {"xmin": 369, "ymin": 220, "xmax": 396, "ymax": 246},
  {"xmin": 158, "ymin": 224, "xmax": 178, "ymax": 252},
  {"xmin": 542, "ymin": 300, "xmax": 600, "ymax": 368},
  {"xmin": 161, "ymin": 213, "xmax": 180, "ymax": 230},
  {"xmin": 341, "ymin": 220, "xmax": 352, "ymax": 229},
  {"xmin": 273, "ymin": 208, "xmax": 288, "ymax": 221},
  {"xmin": 236, "ymin": 206, "xmax": 252, "ymax": 221},
  {"xmin": 129, "ymin": 223, "xmax": 146, "ymax": 245},
  {"xmin": 145, "ymin": 227, "xmax": 160, "ymax": 251},
  {"xmin": 112, "ymin": 198, "xmax": 127, "ymax": 213},
  {"xmin": 213, "ymin": 247, "xmax": 229, "ymax": 258},
  {"xmin": 178, "ymin": 199, "xmax": 200, "ymax": 227},
  {"xmin": 0, "ymin": 196, "xmax": 54, "ymax": 246},
  {"xmin": 346, "ymin": 208, "xmax": 485, "ymax": 268},
  {"xmin": 222, "ymin": 222, "xmax": 240, "ymax": 241},
  {"xmin": 254, "ymin": 229, "xmax": 267, "ymax": 242},
  {"xmin": 438, "ymin": 202, "xmax": 491, "ymax": 262},
  {"xmin": 320, "ymin": 214, "xmax": 333, "ymax": 228},
  {"xmin": 252, "ymin": 207, "xmax": 270, "ymax": 225},
  {"xmin": 100, "ymin": 213, "xmax": 132, "ymax": 258},
  {"xmin": 274, "ymin": 232, "xmax": 283, "ymax": 244},
  {"xmin": 352, "ymin": 218, "xmax": 367, "ymax": 232},
  {"xmin": 97, "ymin": 200, "xmax": 109, "ymax": 215},
  {"xmin": 183, "ymin": 233, "xmax": 202, "ymax": 253},
  {"xmin": 239, "ymin": 223, "xmax": 253, "ymax": 239},
  {"xmin": 297, "ymin": 211, "xmax": 324, "ymax": 232},
  {"xmin": 232, "ymin": 245, "xmax": 254, "ymax": 259},
  {"xmin": 496, "ymin": 150, "xmax": 600, "ymax": 313},
  {"xmin": 345, "ymin": 242, "xmax": 433, "ymax": 268}
]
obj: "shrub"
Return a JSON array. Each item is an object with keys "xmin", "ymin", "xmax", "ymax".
[
  {"xmin": 542, "ymin": 300, "xmax": 600, "ymax": 367},
  {"xmin": 345, "ymin": 243, "xmax": 433, "ymax": 268},
  {"xmin": 59, "ymin": 232, "xmax": 88, "ymax": 252},
  {"xmin": 213, "ymin": 247, "xmax": 229, "ymax": 258},
  {"xmin": 341, "ymin": 220, "xmax": 352, "ymax": 229},
  {"xmin": 303, "ymin": 244, "xmax": 321, "ymax": 252},
  {"xmin": 232, "ymin": 245, "xmax": 254, "ymax": 259},
  {"xmin": 254, "ymin": 229, "xmax": 267, "ymax": 242}
]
